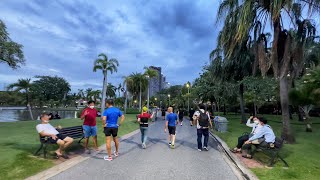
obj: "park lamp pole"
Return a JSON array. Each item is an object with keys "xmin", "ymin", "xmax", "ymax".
[
  {"xmin": 146, "ymin": 75, "xmax": 150, "ymax": 110},
  {"xmin": 186, "ymin": 83, "xmax": 190, "ymax": 110},
  {"xmin": 168, "ymin": 94, "xmax": 171, "ymax": 107}
]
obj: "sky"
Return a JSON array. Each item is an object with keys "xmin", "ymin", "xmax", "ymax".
[{"xmin": 0, "ymin": 0, "xmax": 219, "ymax": 91}]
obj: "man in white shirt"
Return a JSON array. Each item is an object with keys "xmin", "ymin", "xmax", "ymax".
[
  {"xmin": 230, "ymin": 116, "xmax": 263, "ymax": 153},
  {"xmin": 193, "ymin": 104, "xmax": 213, "ymax": 151},
  {"xmin": 36, "ymin": 112, "xmax": 74, "ymax": 159}
]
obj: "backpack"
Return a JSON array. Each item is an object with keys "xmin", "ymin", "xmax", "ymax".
[{"xmin": 198, "ymin": 110, "xmax": 209, "ymax": 127}]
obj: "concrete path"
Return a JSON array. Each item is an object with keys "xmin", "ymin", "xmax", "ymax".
[{"xmin": 50, "ymin": 119, "xmax": 239, "ymax": 180}]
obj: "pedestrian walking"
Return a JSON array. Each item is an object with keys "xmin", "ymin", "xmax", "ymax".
[
  {"xmin": 137, "ymin": 107, "xmax": 155, "ymax": 149},
  {"xmin": 80, "ymin": 100, "xmax": 99, "ymax": 154},
  {"xmin": 162, "ymin": 108, "xmax": 166, "ymax": 120},
  {"xmin": 189, "ymin": 107, "xmax": 195, "ymax": 126},
  {"xmin": 193, "ymin": 104, "xmax": 213, "ymax": 151},
  {"xmin": 164, "ymin": 107, "xmax": 178, "ymax": 149},
  {"xmin": 102, "ymin": 99, "xmax": 125, "ymax": 161},
  {"xmin": 177, "ymin": 108, "xmax": 184, "ymax": 126}
]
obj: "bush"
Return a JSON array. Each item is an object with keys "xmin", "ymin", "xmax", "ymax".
[{"xmin": 125, "ymin": 108, "xmax": 140, "ymax": 114}]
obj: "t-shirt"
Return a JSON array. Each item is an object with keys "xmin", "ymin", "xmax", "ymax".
[
  {"xmin": 36, "ymin": 123, "xmax": 59, "ymax": 135},
  {"xmin": 103, "ymin": 107, "xmax": 123, "ymax": 128},
  {"xmin": 193, "ymin": 109, "xmax": 211, "ymax": 129},
  {"xmin": 81, "ymin": 108, "xmax": 98, "ymax": 126},
  {"xmin": 178, "ymin": 110, "xmax": 184, "ymax": 118},
  {"xmin": 138, "ymin": 113, "xmax": 151, "ymax": 127},
  {"xmin": 166, "ymin": 113, "xmax": 178, "ymax": 127}
]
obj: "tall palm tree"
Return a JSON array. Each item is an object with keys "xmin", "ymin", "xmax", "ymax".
[
  {"xmin": 7, "ymin": 78, "xmax": 32, "ymax": 106},
  {"xmin": 85, "ymin": 88, "xmax": 93, "ymax": 101},
  {"xmin": 106, "ymin": 83, "xmax": 116, "ymax": 98},
  {"xmin": 93, "ymin": 53, "xmax": 119, "ymax": 113},
  {"xmin": 126, "ymin": 72, "xmax": 148, "ymax": 110},
  {"xmin": 216, "ymin": 0, "xmax": 320, "ymax": 143},
  {"xmin": 117, "ymin": 83, "xmax": 122, "ymax": 97}
]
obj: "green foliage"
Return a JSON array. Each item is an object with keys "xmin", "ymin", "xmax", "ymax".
[{"xmin": 0, "ymin": 20, "xmax": 25, "ymax": 69}]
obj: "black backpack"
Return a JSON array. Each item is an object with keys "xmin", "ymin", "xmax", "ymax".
[{"xmin": 198, "ymin": 111, "xmax": 209, "ymax": 127}]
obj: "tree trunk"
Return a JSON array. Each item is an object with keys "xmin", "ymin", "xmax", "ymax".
[
  {"xmin": 239, "ymin": 83, "xmax": 246, "ymax": 123},
  {"xmin": 280, "ymin": 77, "xmax": 295, "ymax": 143},
  {"xmin": 101, "ymin": 71, "xmax": 108, "ymax": 114},
  {"xmin": 223, "ymin": 103, "xmax": 226, "ymax": 115},
  {"xmin": 253, "ymin": 102, "xmax": 257, "ymax": 116}
]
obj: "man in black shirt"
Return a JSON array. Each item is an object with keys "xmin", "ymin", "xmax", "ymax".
[{"xmin": 189, "ymin": 108, "xmax": 195, "ymax": 126}]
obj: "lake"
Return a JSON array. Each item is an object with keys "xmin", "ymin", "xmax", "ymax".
[{"xmin": 0, "ymin": 109, "xmax": 78, "ymax": 122}]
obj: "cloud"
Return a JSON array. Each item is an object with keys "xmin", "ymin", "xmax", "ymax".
[{"xmin": 0, "ymin": 0, "xmax": 219, "ymax": 90}]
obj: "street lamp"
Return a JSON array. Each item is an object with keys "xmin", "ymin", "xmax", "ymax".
[
  {"xmin": 146, "ymin": 75, "xmax": 150, "ymax": 110},
  {"xmin": 168, "ymin": 94, "xmax": 171, "ymax": 107},
  {"xmin": 186, "ymin": 83, "xmax": 190, "ymax": 110}
]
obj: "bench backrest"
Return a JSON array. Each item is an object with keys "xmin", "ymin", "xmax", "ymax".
[{"xmin": 57, "ymin": 125, "xmax": 83, "ymax": 139}]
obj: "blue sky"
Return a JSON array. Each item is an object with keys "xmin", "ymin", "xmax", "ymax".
[{"xmin": 0, "ymin": 0, "xmax": 219, "ymax": 91}]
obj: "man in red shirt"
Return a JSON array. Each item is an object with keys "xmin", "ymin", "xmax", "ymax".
[
  {"xmin": 137, "ymin": 107, "xmax": 155, "ymax": 149},
  {"xmin": 81, "ymin": 100, "xmax": 99, "ymax": 153}
]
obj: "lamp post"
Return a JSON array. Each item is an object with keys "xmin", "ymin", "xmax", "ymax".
[
  {"xmin": 168, "ymin": 94, "xmax": 171, "ymax": 107},
  {"xmin": 146, "ymin": 75, "xmax": 150, "ymax": 110},
  {"xmin": 186, "ymin": 83, "xmax": 190, "ymax": 110}
]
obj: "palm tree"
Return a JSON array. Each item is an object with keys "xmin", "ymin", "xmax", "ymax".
[
  {"xmin": 143, "ymin": 67, "xmax": 158, "ymax": 109},
  {"xmin": 7, "ymin": 78, "xmax": 32, "ymax": 106},
  {"xmin": 126, "ymin": 72, "xmax": 148, "ymax": 110},
  {"xmin": 85, "ymin": 88, "xmax": 93, "ymax": 101},
  {"xmin": 91, "ymin": 90, "xmax": 101, "ymax": 102},
  {"xmin": 216, "ymin": 0, "xmax": 320, "ymax": 143},
  {"xmin": 93, "ymin": 53, "xmax": 119, "ymax": 113},
  {"xmin": 117, "ymin": 83, "xmax": 122, "ymax": 97},
  {"xmin": 106, "ymin": 83, "xmax": 116, "ymax": 98}
]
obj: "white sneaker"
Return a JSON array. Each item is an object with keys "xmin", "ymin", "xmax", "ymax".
[
  {"xmin": 104, "ymin": 156, "xmax": 113, "ymax": 161},
  {"xmin": 114, "ymin": 151, "xmax": 119, "ymax": 157},
  {"xmin": 142, "ymin": 143, "xmax": 146, "ymax": 149},
  {"xmin": 198, "ymin": 149, "xmax": 202, "ymax": 152},
  {"xmin": 203, "ymin": 147, "xmax": 209, "ymax": 151}
]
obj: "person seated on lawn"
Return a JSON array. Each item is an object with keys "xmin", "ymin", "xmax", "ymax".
[
  {"xmin": 230, "ymin": 116, "xmax": 263, "ymax": 153},
  {"xmin": 36, "ymin": 112, "xmax": 74, "ymax": 159},
  {"xmin": 241, "ymin": 118, "xmax": 276, "ymax": 159}
]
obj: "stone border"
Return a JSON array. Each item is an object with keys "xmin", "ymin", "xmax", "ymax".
[
  {"xmin": 26, "ymin": 128, "xmax": 141, "ymax": 180},
  {"xmin": 209, "ymin": 131, "xmax": 259, "ymax": 180}
]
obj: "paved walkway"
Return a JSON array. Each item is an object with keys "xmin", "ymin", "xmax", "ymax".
[{"xmin": 50, "ymin": 119, "xmax": 238, "ymax": 180}]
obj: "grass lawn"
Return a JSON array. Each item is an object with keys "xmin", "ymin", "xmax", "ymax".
[
  {"xmin": 213, "ymin": 113, "xmax": 320, "ymax": 180},
  {"xmin": 0, "ymin": 114, "xmax": 138, "ymax": 180}
]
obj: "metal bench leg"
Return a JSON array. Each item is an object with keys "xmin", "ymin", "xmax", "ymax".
[
  {"xmin": 78, "ymin": 137, "xmax": 84, "ymax": 144},
  {"xmin": 278, "ymin": 155, "xmax": 289, "ymax": 167},
  {"xmin": 268, "ymin": 151, "xmax": 278, "ymax": 167},
  {"xmin": 43, "ymin": 144, "xmax": 48, "ymax": 158},
  {"xmin": 34, "ymin": 143, "xmax": 44, "ymax": 156}
]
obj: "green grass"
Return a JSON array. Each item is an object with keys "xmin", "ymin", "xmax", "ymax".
[
  {"xmin": 213, "ymin": 114, "xmax": 320, "ymax": 180},
  {"xmin": 0, "ymin": 114, "xmax": 138, "ymax": 180}
]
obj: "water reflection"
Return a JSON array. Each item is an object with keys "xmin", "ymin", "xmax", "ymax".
[{"xmin": 0, "ymin": 109, "xmax": 77, "ymax": 122}]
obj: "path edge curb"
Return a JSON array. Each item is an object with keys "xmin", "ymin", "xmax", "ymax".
[
  {"xmin": 25, "ymin": 128, "xmax": 142, "ymax": 180},
  {"xmin": 209, "ymin": 131, "xmax": 259, "ymax": 180}
]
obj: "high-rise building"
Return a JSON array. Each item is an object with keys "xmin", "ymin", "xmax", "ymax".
[{"xmin": 148, "ymin": 66, "xmax": 162, "ymax": 97}]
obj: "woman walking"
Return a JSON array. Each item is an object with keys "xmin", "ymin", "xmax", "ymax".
[{"xmin": 137, "ymin": 107, "xmax": 155, "ymax": 149}]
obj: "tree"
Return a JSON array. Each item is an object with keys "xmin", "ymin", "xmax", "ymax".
[
  {"xmin": 289, "ymin": 67, "xmax": 320, "ymax": 132},
  {"xmin": 30, "ymin": 76, "xmax": 71, "ymax": 106},
  {"xmin": 93, "ymin": 53, "xmax": 119, "ymax": 113},
  {"xmin": 216, "ymin": 0, "xmax": 320, "ymax": 143},
  {"xmin": 0, "ymin": 20, "xmax": 25, "ymax": 68},
  {"xmin": 7, "ymin": 78, "xmax": 32, "ymax": 106},
  {"xmin": 143, "ymin": 67, "xmax": 158, "ymax": 108},
  {"xmin": 106, "ymin": 83, "xmax": 116, "ymax": 98},
  {"xmin": 85, "ymin": 88, "xmax": 93, "ymax": 101},
  {"xmin": 125, "ymin": 72, "xmax": 148, "ymax": 110}
]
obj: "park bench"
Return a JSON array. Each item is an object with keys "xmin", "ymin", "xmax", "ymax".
[
  {"xmin": 241, "ymin": 132, "xmax": 289, "ymax": 167},
  {"xmin": 34, "ymin": 125, "xmax": 84, "ymax": 158}
]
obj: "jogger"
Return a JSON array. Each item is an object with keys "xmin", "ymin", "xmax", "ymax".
[
  {"xmin": 137, "ymin": 107, "xmax": 155, "ymax": 149},
  {"xmin": 164, "ymin": 107, "xmax": 178, "ymax": 149}
]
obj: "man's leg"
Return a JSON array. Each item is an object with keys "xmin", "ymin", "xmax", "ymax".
[
  {"xmin": 84, "ymin": 138, "xmax": 89, "ymax": 150},
  {"xmin": 140, "ymin": 127, "xmax": 144, "ymax": 143},
  {"xmin": 56, "ymin": 139, "xmax": 65, "ymax": 155},
  {"xmin": 237, "ymin": 135, "xmax": 249, "ymax": 149},
  {"xmin": 63, "ymin": 137, "xmax": 74, "ymax": 149},
  {"xmin": 197, "ymin": 129, "xmax": 202, "ymax": 150},
  {"xmin": 91, "ymin": 126, "xmax": 98, "ymax": 151},
  {"xmin": 106, "ymin": 136, "xmax": 112, "ymax": 157},
  {"xmin": 143, "ymin": 127, "xmax": 148, "ymax": 144},
  {"xmin": 114, "ymin": 137, "xmax": 119, "ymax": 154},
  {"xmin": 203, "ymin": 128, "xmax": 209, "ymax": 148},
  {"xmin": 242, "ymin": 144, "xmax": 252, "ymax": 156}
]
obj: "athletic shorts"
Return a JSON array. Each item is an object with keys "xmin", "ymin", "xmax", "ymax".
[
  {"xmin": 168, "ymin": 126, "xmax": 176, "ymax": 135},
  {"xmin": 104, "ymin": 127, "xmax": 118, "ymax": 137},
  {"xmin": 48, "ymin": 134, "xmax": 67, "ymax": 144},
  {"xmin": 83, "ymin": 125, "xmax": 97, "ymax": 138}
]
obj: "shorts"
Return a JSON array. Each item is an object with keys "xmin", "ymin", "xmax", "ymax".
[
  {"xmin": 83, "ymin": 125, "xmax": 97, "ymax": 138},
  {"xmin": 168, "ymin": 126, "xmax": 176, "ymax": 135},
  {"xmin": 104, "ymin": 127, "xmax": 118, "ymax": 137},
  {"xmin": 48, "ymin": 134, "xmax": 67, "ymax": 144}
]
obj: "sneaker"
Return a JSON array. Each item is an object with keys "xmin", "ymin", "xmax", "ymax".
[
  {"xmin": 104, "ymin": 156, "xmax": 113, "ymax": 161},
  {"xmin": 198, "ymin": 149, "xmax": 202, "ymax": 152},
  {"xmin": 203, "ymin": 147, "xmax": 209, "ymax": 151},
  {"xmin": 180, "ymin": 124, "xmax": 182, "ymax": 126},
  {"xmin": 142, "ymin": 143, "xmax": 146, "ymax": 149},
  {"xmin": 171, "ymin": 144, "xmax": 175, "ymax": 149},
  {"xmin": 169, "ymin": 142, "xmax": 172, "ymax": 145},
  {"xmin": 113, "ymin": 151, "xmax": 119, "ymax": 157}
]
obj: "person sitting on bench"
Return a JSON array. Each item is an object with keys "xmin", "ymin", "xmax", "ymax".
[
  {"xmin": 242, "ymin": 118, "xmax": 276, "ymax": 159},
  {"xmin": 36, "ymin": 112, "xmax": 74, "ymax": 159},
  {"xmin": 230, "ymin": 116, "xmax": 263, "ymax": 153}
]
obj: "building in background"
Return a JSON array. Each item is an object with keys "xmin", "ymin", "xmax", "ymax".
[{"xmin": 148, "ymin": 66, "xmax": 162, "ymax": 97}]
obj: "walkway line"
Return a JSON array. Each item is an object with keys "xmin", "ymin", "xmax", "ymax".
[{"xmin": 209, "ymin": 131, "xmax": 259, "ymax": 180}]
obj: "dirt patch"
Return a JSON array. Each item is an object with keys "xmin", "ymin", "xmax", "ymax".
[{"xmin": 234, "ymin": 153, "xmax": 264, "ymax": 168}]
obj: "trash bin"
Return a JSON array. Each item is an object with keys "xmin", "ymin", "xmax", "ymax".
[{"xmin": 213, "ymin": 116, "xmax": 228, "ymax": 132}]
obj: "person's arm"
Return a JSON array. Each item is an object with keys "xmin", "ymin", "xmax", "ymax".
[
  {"xmin": 207, "ymin": 113, "xmax": 213, "ymax": 128},
  {"xmin": 164, "ymin": 115, "xmax": 168, "ymax": 132},
  {"xmin": 80, "ymin": 109, "xmax": 88, "ymax": 120},
  {"xmin": 102, "ymin": 116, "xmax": 107, "ymax": 127},
  {"xmin": 176, "ymin": 115, "xmax": 179, "ymax": 125},
  {"xmin": 150, "ymin": 112, "xmax": 155, "ymax": 119},
  {"xmin": 247, "ymin": 127, "xmax": 266, "ymax": 143},
  {"xmin": 246, "ymin": 116, "xmax": 254, "ymax": 127},
  {"xmin": 193, "ymin": 111, "xmax": 198, "ymax": 125},
  {"xmin": 119, "ymin": 114, "xmax": 125, "ymax": 126}
]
